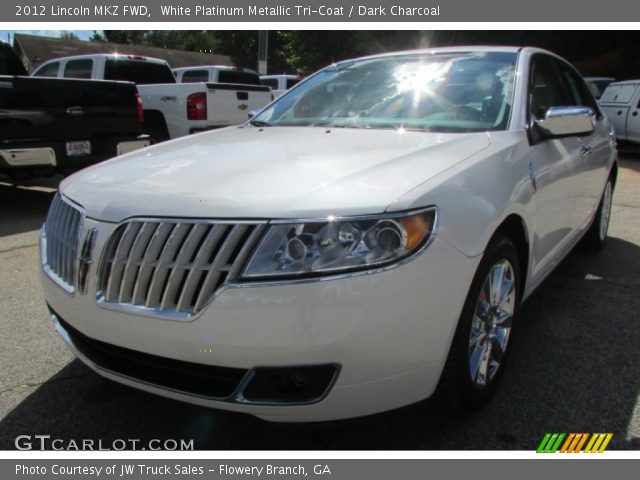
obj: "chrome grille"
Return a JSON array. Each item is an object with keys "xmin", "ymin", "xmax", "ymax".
[
  {"xmin": 43, "ymin": 193, "xmax": 83, "ymax": 292},
  {"xmin": 98, "ymin": 220, "xmax": 262, "ymax": 317}
]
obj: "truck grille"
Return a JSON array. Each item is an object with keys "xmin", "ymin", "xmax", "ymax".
[
  {"xmin": 98, "ymin": 220, "xmax": 262, "ymax": 318},
  {"xmin": 43, "ymin": 194, "xmax": 83, "ymax": 292}
]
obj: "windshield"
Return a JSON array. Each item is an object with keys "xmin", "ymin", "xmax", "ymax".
[{"xmin": 253, "ymin": 52, "xmax": 517, "ymax": 132}]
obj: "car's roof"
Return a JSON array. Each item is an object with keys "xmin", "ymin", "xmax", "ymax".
[{"xmin": 342, "ymin": 45, "xmax": 526, "ymax": 63}]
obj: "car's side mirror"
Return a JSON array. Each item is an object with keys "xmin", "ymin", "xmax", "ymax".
[
  {"xmin": 247, "ymin": 109, "xmax": 259, "ymax": 119},
  {"xmin": 533, "ymin": 106, "xmax": 595, "ymax": 140}
]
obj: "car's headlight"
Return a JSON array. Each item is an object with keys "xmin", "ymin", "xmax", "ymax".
[{"xmin": 242, "ymin": 208, "xmax": 436, "ymax": 279}]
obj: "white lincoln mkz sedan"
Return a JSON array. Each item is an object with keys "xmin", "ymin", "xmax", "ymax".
[{"xmin": 40, "ymin": 47, "xmax": 617, "ymax": 421}]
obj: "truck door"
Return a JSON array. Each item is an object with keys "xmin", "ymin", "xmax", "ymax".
[
  {"xmin": 599, "ymin": 83, "xmax": 639, "ymax": 141},
  {"xmin": 626, "ymin": 88, "xmax": 640, "ymax": 143}
]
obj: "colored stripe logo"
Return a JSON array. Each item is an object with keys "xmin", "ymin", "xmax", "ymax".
[{"xmin": 537, "ymin": 433, "xmax": 613, "ymax": 453}]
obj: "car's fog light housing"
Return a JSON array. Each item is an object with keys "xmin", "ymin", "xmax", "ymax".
[
  {"xmin": 242, "ymin": 207, "xmax": 436, "ymax": 279},
  {"xmin": 241, "ymin": 365, "xmax": 339, "ymax": 404}
]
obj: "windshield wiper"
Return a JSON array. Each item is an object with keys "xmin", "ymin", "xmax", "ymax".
[
  {"xmin": 249, "ymin": 119, "xmax": 272, "ymax": 127},
  {"xmin": 325, "ymin": 123, "xmax": 370, "ymax": 129}
]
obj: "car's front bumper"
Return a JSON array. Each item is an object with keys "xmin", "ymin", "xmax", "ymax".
[{"xmin": 41, "ymin": 216, "xmax": 479, "ymax": 422}]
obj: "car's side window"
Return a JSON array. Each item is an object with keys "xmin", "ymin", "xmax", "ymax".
[
  {"xmin": 529, "ymin": 56, "xmax": 568, "ymax": 120},
  {"xmin": 63, "ymin": 59, "xmax": 93, "ymax": 79},
  {"xmin": 557, "ymin": 62, "xmax": 602, "ymax": 118},
  {"xmin": 262, "ymin": 78, "xmax": 278, "ymax": 89},
  {"xmin": 32, "ymin": 62, "xmax": 60, "ymax": 77},
  {"xmin": 181, "ymin": 70, "xmax": 209, "ymax": 83}
]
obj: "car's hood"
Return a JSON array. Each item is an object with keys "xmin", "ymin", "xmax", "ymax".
[{"xmin": 61, "ymin": 126, "xmax": 490, "ymax": 222}]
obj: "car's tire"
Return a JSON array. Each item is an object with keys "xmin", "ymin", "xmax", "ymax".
[
  {"xmin": 437, "ymin": 234, "xmax": 521, "ymax": 411},
  {"xmin": 580, "ymin": 177, "xmax": 614, "ymax": 252}
]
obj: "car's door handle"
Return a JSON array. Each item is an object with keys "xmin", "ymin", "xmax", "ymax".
[
  {"xmin": 633, "ymin": 111, "xmax": 638, "ymax": 117},
  {"xmin": 580, "ymin": 145, "xmax": 593, "ymax": 157}
]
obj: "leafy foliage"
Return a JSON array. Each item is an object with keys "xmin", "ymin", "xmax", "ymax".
[{"xmin": 58, "ymin": 31, "xmax": 79, "ymax": 40}]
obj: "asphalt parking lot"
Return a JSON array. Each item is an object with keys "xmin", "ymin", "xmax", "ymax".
[{"xmin": 1, "ymin": 153, "xmax": 639, "ymax": 451}]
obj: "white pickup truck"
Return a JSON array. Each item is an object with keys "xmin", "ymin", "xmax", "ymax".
[
  {"xmin": 32, "ymin": 54, "xmax": 273, "ymax": 141},
  {"xmin": 599, "ymin": 80, "xmax": 640, "ymax": 143},
  {"xmin": 173, "ymin": 65, "xmax": 263, "ymax": 86},
  {"xmin": 260, "ymin": 74, "xmax": 303, "ymax": 98}
]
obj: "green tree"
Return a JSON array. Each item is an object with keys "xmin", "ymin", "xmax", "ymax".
[
  {"xmin": 89, "ymin": 31, "xmax": 106, "ymax": 42},
  {"xmin": 90, "ymin": 30, "xmax": 218, "ymax": 55},
  {"xmin": 98, "ymin": 30, "xmax": 148, "ymax": 45},
  {"xmin": 58, "ymin": 31, "xmax": 79, "ymax": 40},
  {"xmin": 213, "ymin": 31, "xmax": 259, "ymax": 68}
]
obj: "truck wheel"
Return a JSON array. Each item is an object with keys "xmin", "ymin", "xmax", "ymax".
[{"xmin": 437, "ymin": 234, "xmax": 521, "ymax": 411}]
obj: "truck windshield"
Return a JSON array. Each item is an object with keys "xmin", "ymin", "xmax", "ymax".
[
  {"xmin": 104, "ymin": 59, "xmax": 176, "ymax": 84},
  {"xmin": 253, "ymin": 51, "xmax": 517, "ymax": 132}
]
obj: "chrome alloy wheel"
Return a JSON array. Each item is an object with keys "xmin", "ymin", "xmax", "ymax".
[
  {"xmin": 599, "ymin": 181, "xmax": 613, "ymax": 241},
  {"xmin": 468, "ymin": 259, "xmax": 516, "ymax": 387}
]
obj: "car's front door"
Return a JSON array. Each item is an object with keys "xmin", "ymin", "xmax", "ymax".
[
  {"xmin": 524, "ymin": 54, "xmax": 584, "ymax": 283},
  {"xmin": 555, "ymin": 61, "xmax": 612, "ymax": 232}
]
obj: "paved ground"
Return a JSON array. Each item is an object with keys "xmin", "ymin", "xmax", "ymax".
[{"xmin": 1, "ymin": 153, "xmax": 639, "ymax": 451}]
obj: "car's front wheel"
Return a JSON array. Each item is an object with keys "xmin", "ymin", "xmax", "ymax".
[{"xmin": 437, "ymin": 234, "xmax": 521, "ymax": 411}]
